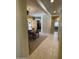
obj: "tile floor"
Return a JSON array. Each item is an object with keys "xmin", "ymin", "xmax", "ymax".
[
  {"xmin": 29, "ymin": 32, "xmax": 47, "ymax": 54},
  {"xmin": 29, "ymin": 32, "xmax": 59, "ymax": 59}
]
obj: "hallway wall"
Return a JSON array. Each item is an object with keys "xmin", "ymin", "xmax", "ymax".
[
  {"xmin": 16, "ymin": 0, "xmax": 29, "ymax": 58},
  {"xmin": 50, "ymin": 16, "xmax": 54, "ymax": 33},
  {"xmin": 41, "ymin": 15, "xmax": 51, "ymax": 34},
  {"xmin": 58, "ymin": 14, "xmax": 62, "ymax": 59}
]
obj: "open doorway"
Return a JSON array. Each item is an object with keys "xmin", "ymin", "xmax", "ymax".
[
  {"xmin": 53, "ymin": 16, "xmax": 60, "ymax": 32},
  {"xmin": 26, "ymin": 0, "xmax": 49, "ymax": 55},
  {"xmin": 27, "ymin": 15, "xmax": 47, "ymax": 54}
]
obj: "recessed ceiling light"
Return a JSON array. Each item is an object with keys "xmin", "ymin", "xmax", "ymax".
[
  {"xmin": 53, "ymin": 11, "xmax": 56, "ymax": 13},
  {"xmin": 50, "ymin": 0, "xmax": 54, "ymax": 3}
]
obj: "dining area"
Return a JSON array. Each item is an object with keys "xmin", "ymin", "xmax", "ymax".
[
  {"xmin": 28, "ymin": 28, "xmax": 39, "ymax": 41},
  {"xmin": 27, "ymin": 15, "xmax": 41, "ymax": 40},
  {"xmin": 27, "ymin": 15, "xmax": 46, "ymax": 54}
]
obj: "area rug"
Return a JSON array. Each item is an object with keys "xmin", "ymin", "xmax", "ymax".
[{"xmin": 29, "ymin": 34, "xmax": 47, "ymax": 55}]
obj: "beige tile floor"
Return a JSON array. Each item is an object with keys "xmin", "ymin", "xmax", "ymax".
[
  {"xmin": 29, "ymin": 33, "xmax": 47, "ymax": 54},
  {"xmin": 29, "ymin": 32, "xmax": 59, "ymax": 59},
  {"xmin": 53, "ymin": 32, "xmax": 59, "ymax": 59}
]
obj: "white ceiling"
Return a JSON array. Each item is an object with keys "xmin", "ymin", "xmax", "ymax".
[
  {"xmin": 41, "ymin": 0, "xmax": 62, "ymax": 15},
  {"xmin": 27, "ymin": 0, "xmax": 46, "ymax": 17},
  {"xmin": 27, "ymin": 0, "xmax": 62, "ymax": 16}
]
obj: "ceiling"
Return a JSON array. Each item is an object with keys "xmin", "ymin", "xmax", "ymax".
[
  {"xmin": 27, "ymin": 0, "xmax": 46, "ymax": 17},
  {"xmin": 41, "ymin": 0, "xmax": 62, "ymax": 15},
  {"xmin": 27, "ymin": 0, "xmax": 62, "ymax": 16}
]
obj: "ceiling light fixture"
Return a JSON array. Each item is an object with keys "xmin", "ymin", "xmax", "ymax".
[
  {"xmin": 53, "ymin": 11, "xmax": 56, "ymax": 13},
  {"xmin": 50, "ymin": 0, "xmax": 54, "ymax": 3}
]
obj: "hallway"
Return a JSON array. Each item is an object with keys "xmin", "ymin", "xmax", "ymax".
[
  {"xmin": 29, "ymin": 32, "xmax": 59, "ymax": 59},
  {"xmin": 16, "ymin": 0, "xmax": 62, "ymax": 58}
]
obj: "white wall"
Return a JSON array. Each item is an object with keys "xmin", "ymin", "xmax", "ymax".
[
  {"xmin": 27, "ymin": 18, "xmax": 37, "ymax": 30},
  {"xmin": 16, "ymin": 0, "xmax": 29, "ymax": 58},
  {"xmin": 41, "ymin": 15, "xmax": 51, "ymax": 33}
]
